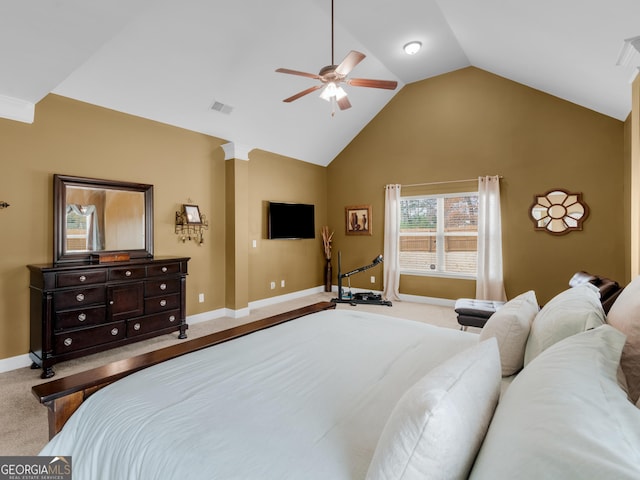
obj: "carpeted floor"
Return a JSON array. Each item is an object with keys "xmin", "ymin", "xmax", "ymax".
[{"xmin": 0, "ymin": 292, "xmax": 471, "ymax": 456}]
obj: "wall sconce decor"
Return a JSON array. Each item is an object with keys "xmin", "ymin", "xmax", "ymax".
[
  {"xmin": 0, "ymin": 201, "xmax": 10, "ymax": 209},
  {"xmin": 175, "ymin": 204, "xmax": 208, "ymax": 245},
  {"xmin": 529, "ymin": 189, "xmax": 588, "ymax": 235}
]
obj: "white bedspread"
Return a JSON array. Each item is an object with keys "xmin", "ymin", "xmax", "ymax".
[{"xmin": 40, "ymin": 308, "xmax": 478, "ymax": 480}]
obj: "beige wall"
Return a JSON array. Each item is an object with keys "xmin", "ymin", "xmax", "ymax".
[
  {"xmin": 246, "ymin": 150, "xmax": 328, "ymax": 302},
  {"xmin": 624, "ymin": 113, "xmax": 632, "ymax": 281},
  {"xmin": 631, "ymin": 76, "xmax": 640, "ymax": 278},
  {"xmin": 0, "ymin": 94, "xmax": 329, "ymax": 362},
  {"xmin": 0, "ymin": 94, "xmax": 230, "ymax": 360},
  {"xmin": 327, "ymin": 67, "xmax": 626, "ymax": 304}
]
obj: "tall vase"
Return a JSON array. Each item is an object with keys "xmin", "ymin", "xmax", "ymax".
[{"xmin": 324, "ymin": 259, "xmax": 332, "ymax": 292}]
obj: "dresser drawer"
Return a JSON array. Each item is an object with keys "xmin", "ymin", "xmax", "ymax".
[
  {"xmin": 56, "ymin": 270, "xmax": 107, "ymax": 287},
  {"xmin": 53, "ymin": 322, "xmax": 126, "ymax": 353},
  {"xmin": 147, "ymin": 262, "xmax": 182, "ymax": 277},
  {"xmin": 144, "ymin": 278, "xmax": 180, "ymax": 297},
  {"xmin": 54, "ymin": 286, "xmax": 105, "ymax": 310},
  {"xmin": 145, "ymin": 293, "xmax": 180, "ymax": 314},
  {"xmin": 109, "ymin": 266, "xmax": 146, "ymax": 281},
  {"xmin": 127, "ymin": 310, "xmax": 181, "ymax": 337},
  {"xmin": 55, "ymin": 305, "xmax": 106, "ymax": 330}
]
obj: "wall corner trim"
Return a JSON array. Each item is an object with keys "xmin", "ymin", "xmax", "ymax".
[
  {"xmin": 0, "ymin": 94, "xmax": 35, "ymax": 123},
  {"xmin": 221, "ymin": 142, "xmax": 253, "ymax": 161}
]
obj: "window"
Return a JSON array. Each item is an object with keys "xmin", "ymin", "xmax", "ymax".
[
  {"xmin": 66, "ymin": 210, "xmax": 90, "ymax": 252},
  {"xmin": 399, "ymin": 192, "xmax": 478, "ymax": 277}
]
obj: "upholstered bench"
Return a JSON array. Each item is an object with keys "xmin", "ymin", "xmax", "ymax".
[{"xmin": 454, "ymin": 298, "xmax": 506, "ymax": 330}]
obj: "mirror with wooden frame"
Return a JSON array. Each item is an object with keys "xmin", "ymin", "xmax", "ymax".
[
  {"xmin": 54, "ymin": 174, "xmax": 154, "ymax": 263},
  {"xmin": 529, "ymin": 189, "xmax": 588, "ymax": 235}
]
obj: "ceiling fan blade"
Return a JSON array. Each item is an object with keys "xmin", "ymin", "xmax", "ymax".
[
  {"xmin": 276, "ymin": 68, "xmax": 322, "ymax": 80},
  {"xmin": 335, "ymin": 50, "xmax": 366, "ymax": 76},
  {"xmin": 337, "ymin": 96, "xmax": 352, "ymax": 110},
  {"xmin": 283, "ymin": 85, "xmax": 323, "ymax": 103},
  {"xmin": 347, "ymin": 78, "xmax": 398, "ymax": 90}
]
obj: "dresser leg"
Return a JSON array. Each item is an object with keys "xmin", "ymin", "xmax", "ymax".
[
  {"xmin": 178, "ymin": 325, "xmax": 187, "ymax": 339},
  {"xmin": 41, "ymin": 366, "xmax": 55, "ymax": 379},
  {"xmin": 30, "ymin": 362, "xmax": 40, "ymax": 370}
]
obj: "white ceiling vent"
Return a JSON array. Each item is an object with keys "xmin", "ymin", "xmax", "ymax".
[{"xmin": 210, "ymin": 100, "xmax": 233, "ymax": 115}]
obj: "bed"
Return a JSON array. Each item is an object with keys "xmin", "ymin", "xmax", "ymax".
[
  {"xmin": 34, "ymin": 281, "xmax": 640, "ymax": 480},
  {"xmin": 35, "ymin": 302, "xmax": 478, "ymax": 478}
]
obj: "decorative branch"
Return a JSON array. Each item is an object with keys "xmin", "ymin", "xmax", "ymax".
[{"xmin": 321, "ymin": 225, "xmax": 334, "ymax": 260}]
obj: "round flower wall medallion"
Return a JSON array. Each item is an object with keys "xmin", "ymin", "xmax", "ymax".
[{"xmin": 529, "ymin": 189, "xmax": 588, "ymax": 235}]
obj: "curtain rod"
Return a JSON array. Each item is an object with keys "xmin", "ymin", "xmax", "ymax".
[{"xmin": 400, "ymin": 176, "xmax": 503, "ymax": 188}]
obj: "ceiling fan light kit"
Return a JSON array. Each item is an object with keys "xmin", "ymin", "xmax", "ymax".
[
  {"xmin": 319, "ymin": 82, "xmax": 347, "ymax": 101},
  {"xmin": 276, "ymin": 0, "xmax": 397, "ymax": 114}
]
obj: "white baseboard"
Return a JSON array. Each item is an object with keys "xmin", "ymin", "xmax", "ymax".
[
  {"xmin": 0, "ymin": 286, "xmax": 454, "ymax": 373},
  {"xmin": 398, "ymin": 293, "xmax": 456, "ymax": 307},
  {"xmin": 248, "ymin": 286, "xmax": 326, "ymax": 310},
  {"xmin": 0, "ymin": 353, "xmax": 32, "ymax": 373},
  {"xmin": 189, "ymin": 286, "xmax": 326, "ymax": 325}
]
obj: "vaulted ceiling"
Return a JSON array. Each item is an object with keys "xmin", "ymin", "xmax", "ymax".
[{"xmin": 2, "ymin": 0, "xmax": 639, "ymax": 166}]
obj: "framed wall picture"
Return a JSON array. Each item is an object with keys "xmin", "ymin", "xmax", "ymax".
[
  {"xmin": 345, "ymin": 205, "xmax": 372, "ymax": 236},
  {"xmin": 183, "ymin": 204, "xmax": 203, "ymax": 225}
]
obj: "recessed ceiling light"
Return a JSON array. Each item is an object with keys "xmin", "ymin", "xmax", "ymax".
[{"xmin": 403, "ymin": 41, "xmax": 422, "ymax": 55}]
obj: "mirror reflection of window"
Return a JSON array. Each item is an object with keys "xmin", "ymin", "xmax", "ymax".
[{"xmin": 66, "ymin": 205, "xmax": 103, "ymax": 252}]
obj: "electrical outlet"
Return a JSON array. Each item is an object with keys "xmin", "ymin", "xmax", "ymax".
[
  {"xmin": 370, "ymin": 275, "xmax": 376, "ymax": 284},
  {"xmin": 252, "ymin": 239, "xmax": 257, "ymax": 248},
  {"xmin": 281, "ymin": 280, "xmax": 285, "ymax": 288},
  {"xmin": 270, "ymin": 281, "xmax": 276, "ymax": 290},
  {"xmin": 198, "ymin": 293, "xmax": 205, "ymax": 303}
]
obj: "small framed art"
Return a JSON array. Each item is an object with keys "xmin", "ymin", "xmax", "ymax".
[
  {"xmin": 345, "ymin": 205, "xmax": 372, "ymax": 236},
  {"xmin": 183, "ymin": 204, "xmax": 203, "ymax": 225}
]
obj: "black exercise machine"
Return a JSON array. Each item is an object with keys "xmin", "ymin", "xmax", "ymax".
[{"xmin": 331, "ymin": 251, "xmax": 392, "ymax": 306}]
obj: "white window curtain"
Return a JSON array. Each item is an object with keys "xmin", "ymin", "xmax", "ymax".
[
  {"xmin": 66, "ymin": 204, "xmax": 101, "ymax": 251},
  {"xmin": 383, "ymin": 184, "xmax": 402, "ymax": 301},
  {"xmin": 475, "ymin": 176, "xmax": 507, "ymax": 301}
]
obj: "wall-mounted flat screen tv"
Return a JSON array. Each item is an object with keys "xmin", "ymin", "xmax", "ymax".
[{"xmin": 268, "ymin": 202, "xmax": 315, "ymax": 239}]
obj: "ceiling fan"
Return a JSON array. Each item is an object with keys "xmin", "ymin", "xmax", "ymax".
[{"xmin": 276, "ymin": 0, "xmax": 398, "ymax": 114}]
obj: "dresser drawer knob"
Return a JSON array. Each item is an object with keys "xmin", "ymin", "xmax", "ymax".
[
  {"xmin": 125, "ymin": 270, "xmax": 132, "ymax": 277},
  {"xmin": 162, "ymin": 266, "xmax": 168, "ymax": 273},
  {"xmin": 78, "ymin": 313, "xmax": 87, "ymax": 322},
  {"xmin": 109, "ymin": 300, "xmax": 114, "ymax": 305},
  {"xmin": 76, "ymin": 293, "xmax": 85, "ymax": 302},
  {"xmin": 79, "ymin": 275, "xmax": 87, "ymax": 282},
  {"xmin": 160, "ymin": 283, "xmax": 167, "ymax": 290},
  {"xmin": 160, "ymin": 299, "xmax": 167, "ymax": 307},
  {"xmin": 64, "ymin": 338, "xmax": 73, "ymax": 347},
  {"xmin": 169, "ymin": 315, "xmax": 176, "ymax": 322},
  {"xmin": 111, "ymin": 328, "xmax": 119, "ymax": 336},
  {"xmin": 133, "ymin": 323, "xmax": 141, "ymax": 331}
]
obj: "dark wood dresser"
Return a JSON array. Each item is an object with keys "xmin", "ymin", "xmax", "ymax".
[{"xmin": 28, "ymin": 256, "xmax": 189, "ymax": 378}]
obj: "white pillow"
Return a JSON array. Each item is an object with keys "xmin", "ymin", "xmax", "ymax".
[
  {"xmin": 607, "ymin": 275, "xmax": 640, "ymax": 403},
  {"xmin": 524, "ymin": 284, "xmax": 604, "ymax": 366},
  {"xmin": 480, "ymin": 290, "xmax": 538, "ymax": 376},
  {"xmin": 470, "ymin": 326, "xmax": 640, "ymax": 480},
  {"xmin": 366, "ymin": 338, "xmax": 501, "ymax": 480}
]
